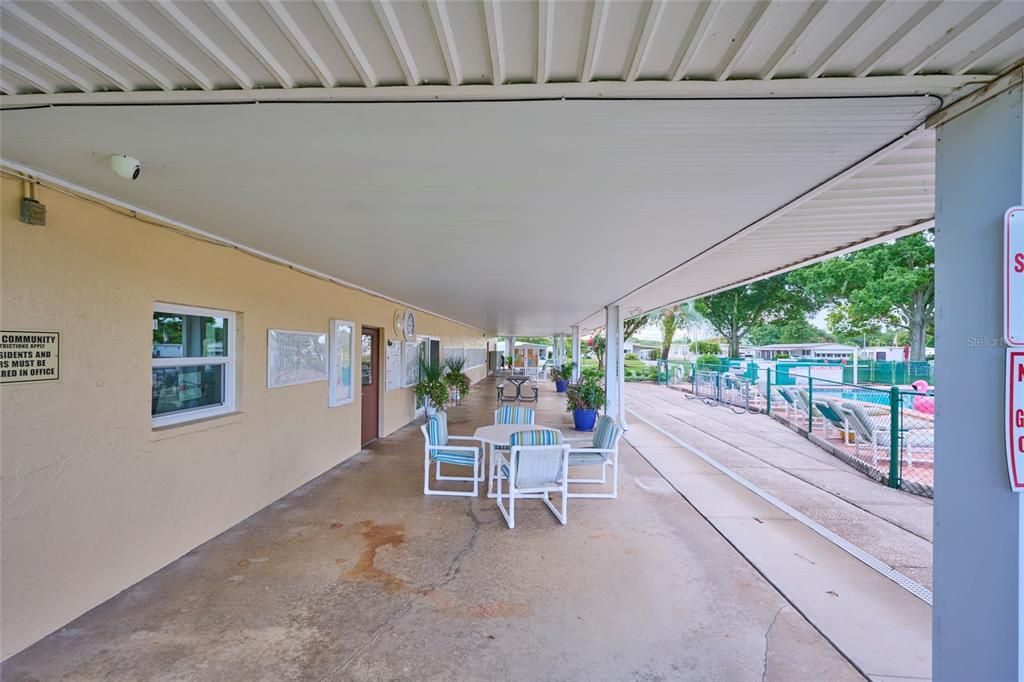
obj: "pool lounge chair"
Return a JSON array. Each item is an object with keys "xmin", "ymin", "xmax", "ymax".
[
  {"xmin": 813, "ymin": 399, "xmax": 852, "ymax": 441},
  {"xmin": 775, "ymin": 386, "xmax": 799, "ymax": 419},
  {"xmin": 840, "ymin": 402, "xmax": 893, "ymax": 467}
]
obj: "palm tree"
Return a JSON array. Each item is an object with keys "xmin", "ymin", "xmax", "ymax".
[{"xmin": 659, "ymin": 303, "xmax": 701, "ymax": 360}]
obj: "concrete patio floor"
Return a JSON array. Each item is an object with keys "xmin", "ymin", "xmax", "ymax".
[{"xmin": 2, "ymin": 378, "xmax": 866, "ymax": 681}]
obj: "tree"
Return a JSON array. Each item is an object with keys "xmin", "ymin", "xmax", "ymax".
[
  {"xmin": 657, "ymin": 302, "xmax": 701, "ymax": 360},
  {"xmin": 587, "ymin": 334, "xmax": 606, "ymax": 371},
  {"xmin": 694, "ymin": 274, "xmax": 816, "ymax": 358},
  {"xmin": 623, "ymin": 314, "xmax": 650, "ymax": 341},
  {"xmin": 791, "ymin": 231, "xmax": 934, "ymax": 361},
  {"xmin": 746, "ymin": 318, "xmax": 830, "ymax": 346}
]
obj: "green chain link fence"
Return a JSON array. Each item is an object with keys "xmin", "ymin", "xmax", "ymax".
[{"xmin": 662, "ymin": 362, "xmax": 934, "ymax": 497}]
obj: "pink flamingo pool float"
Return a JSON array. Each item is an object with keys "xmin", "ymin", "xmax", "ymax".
[{"xmin": 910, "ymin": 380, "xmax": 934, "ymax": 414}]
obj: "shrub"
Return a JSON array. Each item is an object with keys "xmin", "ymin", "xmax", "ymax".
[
  {"xmin": 690, "ymin": 340, "xmax": 720, "ymax": 355},
  {"xmin": 695, "ymin": 354, "xmax": 725, "ymax": 371},
  {"xmin": 567, "ymin": 370, "xmax": 605, "ymax": 411},
  {"xmin": 550, "ymin": 361, "xmax": 575, "ymax": 382},
  {"xmin": 624, "ymin": 352, "xmax": 640, "ymax": 361},
  {"xmin": 415, "ymin": 358, "xmax": 449, "ymax": 410}
]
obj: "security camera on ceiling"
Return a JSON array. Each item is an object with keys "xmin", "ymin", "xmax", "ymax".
[{"xmin": 110, "ymin": 154, "xmax": 141, "ymax": 181}]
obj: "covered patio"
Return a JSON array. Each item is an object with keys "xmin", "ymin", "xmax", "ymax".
[
  {"xmin": 2, "ymin": 378, "xmax": 860, "ymax": 681},
  {"xmin": 1, "ymin": 1, "xmax": 1022, "ymax": 677}
]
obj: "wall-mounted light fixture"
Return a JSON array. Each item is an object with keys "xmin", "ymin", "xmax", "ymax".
[{"xmin": 19, "ymin": 178, "xmax": 45, "ymax": 226}]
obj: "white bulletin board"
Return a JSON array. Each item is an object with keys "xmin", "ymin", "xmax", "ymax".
[
  {"xmin": 267, "ymin": 329, "xmax": 327, "ymax": 388},
  {"xmin": 385, "ymin": 339, "xmax": 402, "ymax": 392}
]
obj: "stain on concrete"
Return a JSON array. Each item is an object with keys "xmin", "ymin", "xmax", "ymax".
[
  {"xmin": 460, "ymin": 602, "xmax": 533, "ymax": 619},
  {"xmin": 342, "ymin": 522, "xmax": 407, "ymax": 592}
]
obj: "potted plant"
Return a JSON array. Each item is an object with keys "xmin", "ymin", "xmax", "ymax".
[
  {"xmin": 443, "ymin": 356, "xmax": 471, "ymax": 405},
  {"xmin": 566, "ymin": 367, "xmax": 605, "ymax": 431},
  {"xmin": 550, "ymin": 361, "xmax": 575, "ymax": 393},
  {"xmin": 414, "ymin": 357, "xmax": 448, "ymax": 417}
]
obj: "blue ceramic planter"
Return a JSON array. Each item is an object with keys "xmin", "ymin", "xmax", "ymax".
[
  {"xmin": 555, "ymin": 379, "xmax": 568, "ymax": 393},
  {"xmin": 573, "ymin": 408, "xmax": 598, "ymax": 431}
]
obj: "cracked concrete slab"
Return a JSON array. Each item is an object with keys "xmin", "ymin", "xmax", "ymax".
[{"xmin": 1, "ymin": 378, "xmax": 860, "ymax": 681}]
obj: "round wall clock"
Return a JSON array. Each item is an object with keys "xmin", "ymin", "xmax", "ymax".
[{"xmin": 393, "ymin": 310, "xmax": 405, "ymax": 338}]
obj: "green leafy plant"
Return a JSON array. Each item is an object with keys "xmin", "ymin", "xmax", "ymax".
[
  {"xmin": 415, "ymin": 357, "xmax": 448, "ymax": 411},
  {"xmin": 443, "ymin": 356, "xmax": 471, "ymax": 398},
  {"xmin": 566, "ymin": 370, "xmax": 605, "ymax": 412},
  {"xmin": 689, "ymin": 339, "xmax": 720, "ymax": 355},
  {"xmin": 695, "ymin": 354, "xmax": 725, "ymax": 371},
  {"xmin": 550, "ymin": 361, "xmax": 575, "ymax": 382}
]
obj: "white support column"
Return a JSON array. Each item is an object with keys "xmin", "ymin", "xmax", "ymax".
[
  {"xmin": 933, "ymin": 77, "xmax": 1023, "ymax": 681},
  {"xmin": 571, "ymin": 326, "xmax": 581, "ymax": 382},
  {"xmin": 605, "ymin": 306, "xmax": 623, "ymax": 426}
]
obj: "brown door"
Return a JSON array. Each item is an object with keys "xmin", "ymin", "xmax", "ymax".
[{"xmin": 360, "ymin": 327, "xmax": 380, "ymax": 446}]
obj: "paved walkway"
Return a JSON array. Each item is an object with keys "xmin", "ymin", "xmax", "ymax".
[
  {"xmin": 625, "ymin": 382, "xmax": 932, "ymax": 680},
  {"xmin": 626, "ymin": 383, "xmax": 934, "ymax": 589},
  {"xmin": 3, "ymin": 378, "xmax": 862, "ymax": 681}
]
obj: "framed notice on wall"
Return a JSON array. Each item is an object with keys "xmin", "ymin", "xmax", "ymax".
[
  {"xmin": 385, "ymin": 339, "xmax": 402, "ymax": 392},
  {"xmin": 267, "ymin": 329, "xmax": 327, "ymax": 388},
  {"xmin": 0, "ymin": 330, "xmax": 59, "ymax": 384},
  {"xmin": 329, "ymin": 320, "xmax": 355, "ymax": 407}
]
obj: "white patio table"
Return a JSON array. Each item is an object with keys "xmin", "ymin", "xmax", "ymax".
[{"xmin": 473, "ymin": 423, "xmax": 564, "ymax": 498}]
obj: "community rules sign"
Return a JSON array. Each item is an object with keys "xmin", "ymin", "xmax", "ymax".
[
  {"xmin": 0, "ymin": 331, "xmax": 60, "ymax": 384},
  {"xmin": 1009, "ymin": 351, "xmax": 1024, "ymax": 491}
]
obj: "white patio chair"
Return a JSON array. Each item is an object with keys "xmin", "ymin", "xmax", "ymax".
[
  {"xmin": 494, "ymin": 405, "xmax": 536, "ymax": 425},
  {"xmin": 420, "ymin": 411, "xmax": 482, "ymax": 497},
  {"xmin": 566, "ymin": 414, "xmax": 622, "ymax": 499},
  {"xmin": 495, "ymin": 429, "xmax": 570, "ymax": 529},
  {"xmin": 487, "ymin": 406, "xmax": 536, "ymax": 495}
]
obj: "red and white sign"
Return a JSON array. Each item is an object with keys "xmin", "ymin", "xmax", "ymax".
[
  {"xmin": 1006, "ymin": 207, "xmax": 1024, "ymax": 346},
  {"xmin": 1008, "ymin": 350, "xmax": 1024, "ymax": 491}
]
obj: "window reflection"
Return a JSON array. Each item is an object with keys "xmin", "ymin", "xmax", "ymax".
[
  {"xmin": 153, "ymin": 312, "xmax": 227, "ymax": 358},
  {"xmin": 152, "ymin": 365, "xmax": 225, "ymax": 416},
  {"xmin": 361, "ymin": 334, "xmax": 373, "ymax": 385}
]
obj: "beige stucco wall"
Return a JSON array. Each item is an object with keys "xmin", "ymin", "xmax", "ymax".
[{"xmin": 0, "ymin": 174, "xmax": 490, "ymax": 658}]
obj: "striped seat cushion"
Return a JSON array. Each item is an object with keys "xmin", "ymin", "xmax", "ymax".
[
  {"xmin": 591, "ymin": 415, "xmax": 621, "ymax": 450},
  {"xmin": 501, "ymin": 429, "xmax": 565, "ymax": 486},
  {"xmin": 431, "ymin": 450, "xmax": 476, "ymax": 466},
  {"xmin": 426, "ymin": 412, "xmax": 449, "ymax": 446},
  {"xmin": 494, "ymin": 405, "xmax": 535, "ymax": 425},
  {"xmin": 509, "ymin": 428, "xmax": 562, "ymax": 446}
]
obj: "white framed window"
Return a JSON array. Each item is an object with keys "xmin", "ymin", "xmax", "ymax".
[
  {"xmin": 329, "ymin": 319, "xmax": 356, "ymax": 407},
  {"xmin": 152, "ymin": 303, "xmax": 236, "ymax": 427}
]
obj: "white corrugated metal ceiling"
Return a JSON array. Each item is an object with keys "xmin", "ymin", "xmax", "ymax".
[{"xmin": 0, "ymin": 1, "xmax": 1020, "ymax": 334}]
